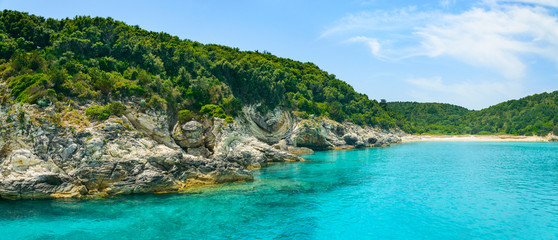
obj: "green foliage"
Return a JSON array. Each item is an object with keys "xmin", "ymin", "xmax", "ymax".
[
  {"xmin": 85, "ymin": 105, "xmax": 110, "ymax": 121},
  {"xmin": 200, "ymin": 104, "xmax": 226, "ymax": 119},
  {"xmin": 7, "ymin": 73, "xmax": 50, "ymax": 103},
  {"xmin": 18, "ymin": 110, "xmax": 25, "ymax": 124},
  {"xmin": 389, "ymin": 91, "xmax": 558, "ymax": 136},
  {"xmin": 146, "ymin": 94, "xmax": 167, "ymax": 111},
  {"xmin": 225, "ymin": 116, "xmax": 234, "ymax": 123},
  {"xmin": 387, "ymin": 102, "xmax": 470, "ymax": 134},
  {"xmin": 86, "ymin": 102, "xmax": 126, "ymax": 121},
  {"xmin": 0, "ymin": 10, "xmax": 436, "ymax": 130},
  {"xmin": 177, "ymin": 109, "xmax": 198, "ymax": 124},
  {"xmin": 106, "ymin": 101, "xmax": 126, "ymax": 116},
  {"xmin": 222, "ymin": 97, "xmax": 242, "ymax": 116}
]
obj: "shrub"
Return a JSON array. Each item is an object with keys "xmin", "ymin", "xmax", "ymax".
[
  {"xmin": 85, "ymin": 105, "xmax": 110, "ymax": 121},
  {"xmin": 178, "ymin": 109, "xmax": 198, "ymax": 124},
  {"xmin": 225, "ymin": 116, "xmax": 234, "ymax": 123},
  {"xmin": 107, "ymin": 102, "xmax": 126, "ymax": 116},
  {"xmin": 222, "ymin": 97, "xmax": 242, "ymax": 116},
  {"xmin": 200, "ymin": 104, "xmax": 226, "ymax": 119},
  {"xmin": 129, "ymin": 84, "xmax": 145, "ymax": 96},
  {"xmin": 146, "ymin": 94, "xmax": 167, "ymax": 111}
]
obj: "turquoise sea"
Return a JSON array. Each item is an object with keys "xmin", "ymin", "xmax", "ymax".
[{"xmin": 1, "ymin": 142, "xmax": 558, "ymax": 239}]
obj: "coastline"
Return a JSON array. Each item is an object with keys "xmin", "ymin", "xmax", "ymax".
[{"xmin": 402, "ymin": 134, "xmax": 556, "ymax": 142}]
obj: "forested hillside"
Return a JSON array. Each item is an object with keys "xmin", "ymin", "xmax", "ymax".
[
  {"xmin": 0, "ymin": 10, "xmax": 402, "ymax": 129},
  {"xmin": 390, "ymin": 91, "xmax": 558, "ymax": 136},
  {"xmin": 387, "ymin": 102, "xmax": 470, "ymax": 134},
  {"xmin": 466, "ymin": 91, "xmax": 558, "ymax": 136},
  {"xmin": 1, "ymin": 10, "xmax": 556, "ymax": 136}
]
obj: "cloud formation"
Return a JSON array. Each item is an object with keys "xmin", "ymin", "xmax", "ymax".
[
  {"xmin": 491, "ymin": 0, "xmax": 558, "ymax": 7},
  {"xmin": 324, "ymin": 1, "xmax": 558, "ymax": 79},
  {"xmin": 347, "ymin": 36, "xmax": 383, "ymax": 59},
  {"xmin": 320, "ymin": 7, "xmax": 435, "ymax": 39},
  {"xmin": 418, "ymin": 5, "xmax": 558, "ymax": 79}
]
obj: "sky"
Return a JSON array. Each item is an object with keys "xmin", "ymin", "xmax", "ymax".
[{"xmin": 1, "ymin": 0, "xmax": 558, "ymax": 109}]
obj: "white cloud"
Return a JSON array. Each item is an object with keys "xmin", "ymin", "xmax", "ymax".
[
  {"xmin": 348, "ymin": 36, "xmax": 383, "ymax": 59},
  {"xmin": 417, "ymin": 6, "xmax": 558, "ymax": 79},
  {"xmin": 320, "ymin": 7, "xmax": 436, "ymax": 38},
  {"xmin": 493, "ymin": 0, "xmax": 558, "ymax": 7},
  {"xmin": 323, "ymin": 2, "xmax": 558, "ymax": 79}
]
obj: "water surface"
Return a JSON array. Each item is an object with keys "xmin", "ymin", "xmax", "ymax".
[{"xmin": 1, "ymin": 142, "xmax": 557, "ymax": 239}]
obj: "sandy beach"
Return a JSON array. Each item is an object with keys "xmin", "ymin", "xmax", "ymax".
[{"xmin": 402, "ymin": 134, "xmax": 557, "ymax": 142}]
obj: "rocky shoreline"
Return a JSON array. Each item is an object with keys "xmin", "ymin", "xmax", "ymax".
[{"xmin": 0, "ymin": 103, "xmax": 403, "ymax": 200}]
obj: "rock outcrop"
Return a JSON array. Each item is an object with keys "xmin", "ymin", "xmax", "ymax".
[
  {"xmin": 0, "ymin": 103, "xmax": 401, "ymax": 200},
  {"xmin": 240, "ymin": 105, "xmax": 403, "ymax": 151}
]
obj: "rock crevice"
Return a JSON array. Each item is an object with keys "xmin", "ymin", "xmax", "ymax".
[{"xmin": 0, "ymin": 104, "xmax": 402, "ymax": 199}]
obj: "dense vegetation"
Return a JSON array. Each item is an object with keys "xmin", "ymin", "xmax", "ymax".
[
  {"xmin": 387, "ymin": 102, "xmax": 470, "ymax": 134},
  {"xmin": 1, "ymin": 10, "xmax": 556, "ymax": 136},
  {"xmin": 0, "ymin": 10, "xmax": 401, "ymax": 129},
  {"xmin": 389, "ymin": 91, "xmax": 558, "ymax": 136}
]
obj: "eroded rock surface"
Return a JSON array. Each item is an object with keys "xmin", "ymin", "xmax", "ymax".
[{"xmin": 0, "ymin": 103, "xmax": 401, "ymax": 200}]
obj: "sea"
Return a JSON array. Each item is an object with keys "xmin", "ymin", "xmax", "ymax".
[{"xmin": 1, "ymin": 142, "xmax": 557, "ymax": 239}]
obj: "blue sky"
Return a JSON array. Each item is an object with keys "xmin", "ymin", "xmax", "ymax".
[{"xmin": 2, "ymin": 0, "xmax": 558, "ymax": 109}]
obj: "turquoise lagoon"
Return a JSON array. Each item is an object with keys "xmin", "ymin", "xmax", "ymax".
[{"xmin": 1, "ymin": 142, "xmax": 558, "ymax": 239}]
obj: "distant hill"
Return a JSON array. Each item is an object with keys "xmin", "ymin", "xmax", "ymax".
[
  {"xmin": 466, "ymin": 91, "xmax": 558, "ymax": 136},
  {"xmin": 387, "ymin": 102, "xmax": 470, "ymax": 134},
  {"xmin": 388, "ymin": 91, "xmax": 558, "ymax": 136}
]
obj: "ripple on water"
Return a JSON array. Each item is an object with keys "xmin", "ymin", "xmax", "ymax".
[{"xmin": 1, "ymin": 142, "xmax": 558, "ymax": 239}]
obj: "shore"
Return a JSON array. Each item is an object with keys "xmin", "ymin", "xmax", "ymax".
[{"xmin": 402, "ymin": 134, "xmax": 557, "ymax": 142}]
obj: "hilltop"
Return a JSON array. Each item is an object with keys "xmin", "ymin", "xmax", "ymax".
[{"xmin": 389, "ymin": 91, "xmax": 558, "ymax": 136}]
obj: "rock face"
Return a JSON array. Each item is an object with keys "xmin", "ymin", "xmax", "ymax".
[
  {"xmin": 0, "ymin": 103, "xmax": 401, "ymax": 200},
  {"xmin": 240, "ymin": 105, "xmax": 403, "ymax": 151}
]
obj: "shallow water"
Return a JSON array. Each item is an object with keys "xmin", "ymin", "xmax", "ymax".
[{"xmin": 1, "ymin": 142, "xmax": 558, "ymax": 239}]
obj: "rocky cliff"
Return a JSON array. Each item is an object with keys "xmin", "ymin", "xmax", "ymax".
[{"xmin": 0, "ymin": 103, "xmax": 402, "ymax": 200}]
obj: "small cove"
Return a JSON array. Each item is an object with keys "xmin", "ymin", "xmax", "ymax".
[{"xmin": 1, "ymin": 142, "xmax": 557, "ymax": 239}]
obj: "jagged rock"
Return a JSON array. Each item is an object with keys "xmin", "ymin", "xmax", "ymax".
[
  {"xmin": 61, "ymin": 143, "xmax": 78, "ymax": 160},
  {"xmin": 0, "ymin": 148, "xmax": 78, "ymax": 199},
  {"xmin": 293, "ymin": 121, "xmax": 333, "ymax": 150},
  {"xmin": 0, "ymin": 103, "xmax": 400, "ymax": 200},
  {"xmin": 202, "ymin": 118, "xmax": 217, "ymax": 150},
  {"xmin": 172, "ymin": 121, "xmax": 204, "ymax": 149},
  {"xmin": 241, "ymin": 105, "xmax": 296, "ymax": 144},
  {"xmin": 212, "ymin": 133, "xmax": 267, "ymax": 168},
  {"xmin": 187, "ymin": 147, "xmax": 211, "ymax": 158},
  {"xmin": 7, "ymin": 149, "xmax": 42, "ymax": 172},
  {"xmin": 273, "ymin": 139, "xmax": 288, "ymax": 151},
  {"xmin": 343, "ymin": 134, "xmax": 358, "ymax": 145},
  {"xmin": 124, "ymin": 112, "xmax": 178, "ymax": 149}
]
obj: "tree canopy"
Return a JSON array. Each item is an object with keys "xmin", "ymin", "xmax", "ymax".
[
  {"xmin": 389, "ymin": 91, "xmax": 558, "ymax": 136},
  {"xmin": 0, "ymin": 10, "xmax": 402, "ymax": 129},
  {"xmin": 2, "ymin": 10, "xmax": 555, "ymax": 135}
]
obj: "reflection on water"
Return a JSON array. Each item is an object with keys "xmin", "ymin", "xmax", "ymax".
[{"xmin": 1, "ymin": 142, "xmax": 557, "ymax": 239}]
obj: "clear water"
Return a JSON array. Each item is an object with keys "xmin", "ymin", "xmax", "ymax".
[{"xmin": 1, "ymin": 142, "xmax": 558, "ymax": 240}]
